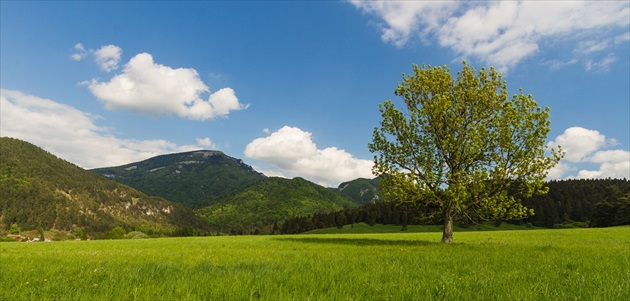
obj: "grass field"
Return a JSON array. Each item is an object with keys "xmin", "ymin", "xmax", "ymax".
[
  {"xmin": 1, "ymin": 226, "xmax": 629, "ymax": 300},
  {"xmin": 304, "ymin": 222, "xmax": 540, "ymax": 234}
]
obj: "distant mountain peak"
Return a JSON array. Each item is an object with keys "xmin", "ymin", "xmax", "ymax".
[
  {"xmin": 336, "ymin": 177, "xmax": 382, "ymax": 205},
  {"xmin": 91, "ymin": 149, "xmax": 266, "ymax": 208},
  {"xmin": 190, "ymin": 150, "xmax": 224, "ymax": 157}
]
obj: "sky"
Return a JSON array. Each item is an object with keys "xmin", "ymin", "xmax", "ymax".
[{"xmin": 1, "ymin": 1, "xmax": 629, "ymax": 187}]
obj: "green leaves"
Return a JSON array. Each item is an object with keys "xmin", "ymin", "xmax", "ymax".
[{"xmin": 370, "ymin": 62, "xmax": 563, "ymax": 241}]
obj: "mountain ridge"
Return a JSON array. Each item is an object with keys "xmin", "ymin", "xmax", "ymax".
[
  {"xmin": 91, "ymin": 150, "xmax": 266, "ymax": 208},
  {"xmin": 2, "ymin": 137, "xmax": 383, "ymax": 236},
  {"xmin": 336, "ymin": 177, "xmax": 381, "ymax": 205},
  {"xmin": 0, "ymin": 137, "xmax": 210, "ymax": 236},
  {"xmin": 90, "ymin": 149, "xmax": 381, "ymax": 233}
]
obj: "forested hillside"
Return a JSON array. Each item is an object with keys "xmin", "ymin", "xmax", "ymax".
[
  {"xmin": 0, "ymin": 137, "xmax": 210, "ymax": 237},
  {"xmin": 523, "ymin": 179, "xmax": 630, "ymax": 227},
  {"xmin": 91, "ymin": 150, "xmax": 266, "ymax": 208},
  {"xmin": 91, "ymin": 152, "xmax": 381, "ymax": 235},
  {"xmin": 335, "ymin": 177, "xmax": 381, "ymax": 205},
  {"xmin": 196, "ymin": 177, "xmax": 357, "ymax": 233},
  {"xmin": 279, "ymin": 179, "xmax": 629, "ymax": 234}
]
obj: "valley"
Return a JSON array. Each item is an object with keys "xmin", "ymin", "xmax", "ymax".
[{"xmin": 1, "ymin": 137, "xmax": 628, "ymax": 239}]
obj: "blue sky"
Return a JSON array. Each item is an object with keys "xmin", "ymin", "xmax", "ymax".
[{"xmin": 1, "ymin": 1, "xmax": 628, "ymax": 187}]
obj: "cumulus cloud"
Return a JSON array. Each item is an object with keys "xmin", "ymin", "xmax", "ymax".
[
  {"xmin": 195, "ymin": 137, "xmax": 218, "ymax": 149},
  {"xmin": 244, "ymin": 126, "xmax": 374, "ymax": 187},
  {"xmin": 574, "ymin": 150, "xmax": 630, "ymax": 179},
  {"xmin": 547, "ymin": 127, "xmax": 610, "ymax": 162},
  {"xmin": 94, "ymin": 44, "xmax": 122, "ymax": 72},
  {"xmin": 86, "ymin": 52, "xmax": 248, "ymax": 120},
  {"xmin": 546, "ymin": 162, "xmax": 573, "ymax": 180},
  {"xmin": 350, "ymin": 1, "xmax": 457, "ymax": 47},
  {"xmin": 590, "ymin": 150, "xmax": 629, "ymax": 164},
  {"xmin": 351, "ymin": 0, "xmax": 629, "ymax": 71},
  {"xmin": 547, "ymin": 127, "xmax": 629, "ymax": 180},
  {"xmin": 71, "ymin": 43, "xmax": 121, "ymax": 71},
  {"xmin": 71, "ymin": 43, "xmax": 87, "ymax": 61},
  {"xmin": 0, "ymin": 89, "xmax": 211, "ymax": 169}
]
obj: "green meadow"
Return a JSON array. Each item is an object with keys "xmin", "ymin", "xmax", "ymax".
[
  {"xmin": 303, "ymin": 222, "xmax": 541, "ymax": 234},
  {"xmin": 2, "ymin": 226, "xmax": 629, "ymax": 301}
]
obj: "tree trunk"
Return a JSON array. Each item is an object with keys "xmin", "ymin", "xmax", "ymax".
[{"xmin": 442, "ymin": 211, "xmax": 453, "ymax": 244}]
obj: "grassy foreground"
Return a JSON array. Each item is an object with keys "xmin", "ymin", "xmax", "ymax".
[{"xmin": 1, "ymin": 227, "xmax": 629, "ymax": 300}]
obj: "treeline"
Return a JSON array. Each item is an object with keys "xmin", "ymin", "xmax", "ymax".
[
  {"xmin": 278, "ymin": 201, "xmax": 437, "ymax": 234},
  {"xmin": 278, "ymin": 179, "xmax": 629, "ymax": 234},
  {"xmin": 523, "ymin": 178, "xmax": 629, "ymax": 228}
]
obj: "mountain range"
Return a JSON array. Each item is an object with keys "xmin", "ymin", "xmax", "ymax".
[
  {"xmin": 91, "ymin": 150, "xmax": 381, "ymax": 233},
  {"xmin": 1, "ymin": 137, "xmax": 381, "ymax": 236}
]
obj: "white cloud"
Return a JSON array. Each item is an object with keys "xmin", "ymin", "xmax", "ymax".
[
  {"xmin": 590, "ymin": 150, "xmax": 629, "ymax": 164},
  {"xmin": 615, "ymin": 32, "xmax": 630, "ymax": 44},
  {"xmin": 547, "ymin": 127, "xmax": 609, "ymax": 163},
  {"xmin": 244, "ymin": 126, "xmax": 374, "ymax": 187},
  {"xmin": 585, "ymin": 54, "xmax": 618, "ymax": 72},
  {"xmin": 547, "ymin": 127, "xmax": 629, "ymax": 180},
  {"xmin": 71, "ymin": 43, "xmax": 120, "ymax": 70},
  {"xmin": 71, "ymin": 43, "xmax": 87, "ymax": 61},
  {"xmin": 245, "ymin": 126, "xmax": 318, "ymax": 165},
  {"xmin": 350, "ymin": 0, "xmax": 458, "ymax": 47},
  {"xmin": 546, "ymin": 58, "xmax": 578, "ymax": 70},
  {"xmin": 0, "ymin": 89, "xmax": 210, "ymax": 169},
  {"xmin": 94, "ymin": 44, "xmax": 122, "ymax": 72},
  {"xmin": 351, "ymin": 0, "xmax": 629, "ymax": 71},
  {"xmin": 195, "ymin": 137, "xmax": 218, "ymax": 149},
  {"xmin": 575, "ymin": 40, "xmax": 610, "ymax": 55},
  {"xmin": 86, "ymin": 52, "xmax": 247, "ymax": 120},
  {"xmin": 576, "ymin": 150, "xmax": 630, "ymax": 180},
  {"xmin": 575, "ymin": 157, "xmax": 630, "ymax": 180},
  {"xmin": 546, "ymin": 162, "xmax": 573, "ymax": 180}
]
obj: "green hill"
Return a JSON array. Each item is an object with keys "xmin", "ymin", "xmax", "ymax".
[
  {"xmin": 336, "ymin": 177, "xmax": 381, "ymax": 205},
  {"xmin": 91, "ymin": 150, "xmax": 377, "ymax": 234},
  {"xmin": 196, "ymin": 177, "xmax": 357, "ymax": 233},
  {"xmin": 91, "ymin": 150, "xmax": 266, "ymax": 208},
  {"xmin": 0, "ymin": 137, "xmax": 209, "ymax": 236}
]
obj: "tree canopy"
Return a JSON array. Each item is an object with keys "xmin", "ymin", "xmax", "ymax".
[{"xmin": 369, "ymin": 62, "xmax": 563, "ymax": 243}]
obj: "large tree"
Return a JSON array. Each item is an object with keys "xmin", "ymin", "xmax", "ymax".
[{"xmin": 369, "ymin": 62, "xmax": 563, "ymax": 243}]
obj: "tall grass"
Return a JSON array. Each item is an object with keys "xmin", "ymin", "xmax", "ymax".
[{"xmin": 1, "ymin": 227, "xmax": 628, "ymax": 300}]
